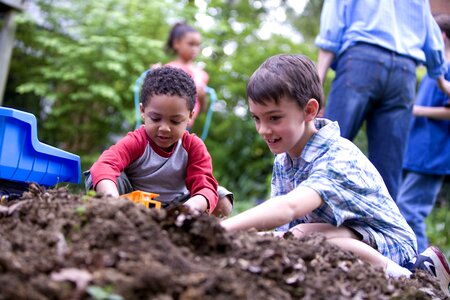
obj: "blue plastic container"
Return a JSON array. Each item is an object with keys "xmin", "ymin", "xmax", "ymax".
[{"xmin": 0, "ymin": 107, "xmax": 81, "ymax": 186}]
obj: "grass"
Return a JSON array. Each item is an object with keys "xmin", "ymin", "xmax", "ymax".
[{"xmin": 427, "ymin": 183, "xmax": 450, "ymax": 259}]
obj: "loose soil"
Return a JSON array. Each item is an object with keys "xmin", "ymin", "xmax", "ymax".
[{"xmin": 0, "ymin": 186, "xmax": 447, "ymax": 300}]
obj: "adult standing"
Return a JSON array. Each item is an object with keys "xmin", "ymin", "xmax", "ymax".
[{"xmin": 315, "ymin": 0, "xmax": 450, "ymax": 200}]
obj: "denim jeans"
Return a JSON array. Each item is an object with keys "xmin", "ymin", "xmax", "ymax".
[
  {"xmin": 325, "ymin": 43, "xmax": 416, "ymax": 200},
  {"xmin": 396, "ymin": 171, "xmax": 445, "ymax": 253}
]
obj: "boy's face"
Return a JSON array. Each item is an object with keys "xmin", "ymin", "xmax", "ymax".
[
  {"xmin": 248, "ymin": 96, "xmax": 317, "ymax": 158},
  {"xmin": 140, "ymin": 94, "xmax": 193, "ymax": 151}
]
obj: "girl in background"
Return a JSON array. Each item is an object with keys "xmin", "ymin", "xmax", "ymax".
[{"xmin": 165, "ymin": 22, "xmax": 209, "ymax": 129}]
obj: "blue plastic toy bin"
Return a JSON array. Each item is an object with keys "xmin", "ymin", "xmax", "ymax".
[{"xmin": 0, "ymin": 107, "xmax": 81, "ymax": 186}]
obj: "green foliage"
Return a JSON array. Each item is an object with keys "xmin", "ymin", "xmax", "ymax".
[
  {"xmin": 287, "ymin": 0, "xmax": 324, "ymax": 42},
  {"xmin": 75, "ymin": 205, "xmax": 86, "ymax": 216},
  {"xmin": 427, "ymin": 205, "xmax": 450, "ymax": 258},
  {"xmin": 87, "ymin": 285, "xmax": 123, "ymax": 300}
]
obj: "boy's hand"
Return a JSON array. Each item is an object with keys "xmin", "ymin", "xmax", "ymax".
[
  {"xmin": 184, "ymin": 195, "xmax": 208, "ymax": 214},
  {"xmin": 95, "ymin": 179, "xmax": 119, "ymax": 197}
]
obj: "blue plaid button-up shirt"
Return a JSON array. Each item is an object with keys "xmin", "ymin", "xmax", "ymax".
[{"xmin": 272, "ymin": 119, "xmax": 417, "ymax": 265}]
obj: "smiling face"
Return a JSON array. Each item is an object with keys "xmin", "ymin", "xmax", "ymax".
[
  {"xmin": 141, "ymin": 94, "xmax": 193, "ymax": 151},
  {"xmin": 248, "ymin": 96, "xmax": 318, "ymax": 158},
  {"xmin": 173, "ymin": 31, "xmax": 202, "ymax": 62}
]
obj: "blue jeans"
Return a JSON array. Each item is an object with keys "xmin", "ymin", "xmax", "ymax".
[
  {"xmin": 325, "ymin": 43, "xmax": 416, "ymax": 200},
  {"xmin": 396, "ymin": 171, "xmax": 445, "ymax": 253}
]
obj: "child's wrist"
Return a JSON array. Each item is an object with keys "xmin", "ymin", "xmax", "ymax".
[{"xmin": 185, "ymin": 195, "xmax": 208, "ymax": 213}]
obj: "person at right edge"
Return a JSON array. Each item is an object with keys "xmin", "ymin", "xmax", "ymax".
[
  {"xmin": 315, "ymin": 0, "xmax": 450, "ymax": 203},
  {"xmin": 397, "ymin": 14, "xmax": 450, "ymax": 256}
]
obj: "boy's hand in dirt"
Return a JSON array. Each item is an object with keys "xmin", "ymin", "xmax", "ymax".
[
  {"xmin": 184, "ymin": 195, "xmax": 208, "ymax": 214},
  {"xmin": 95, "ymin": 179, "xmax": 119, "ymax": 198}
]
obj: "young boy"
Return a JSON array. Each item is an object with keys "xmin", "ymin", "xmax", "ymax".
[
  {"xmin": 221, "ymin": 54, "xmax": 450, "ymax": 296},
  {"xmin": 88, "ymin": 66, "xmax": 232, "ymax": 217}
]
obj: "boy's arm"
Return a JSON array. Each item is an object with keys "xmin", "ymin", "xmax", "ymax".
[
  {"xmin": 221, "ymin": 186, "xmax": 323, "ymax": 232},
  {"xmin": 95, "ymin": 179, "xmax": 119, "ymax": 197},
  {"xmin": 413, "ymin": 105, "xmax": 450, "ymax": 120},
  {"xmin": 90, "ymin": 128, "xmax": 147, "ymax": 196},
  {"xmin": 183, "ymin": 134, "xmax": 218, "ymax": 213}
]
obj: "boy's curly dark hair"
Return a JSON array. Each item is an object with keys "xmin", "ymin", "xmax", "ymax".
[{"xmin": 140, "ymin": 66, "xmax": 197, "ymax": 111}]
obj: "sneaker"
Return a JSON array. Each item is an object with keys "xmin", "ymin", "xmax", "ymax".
[{"xmin": 406, "ymin": 246, "xmax": 450, "ymax": 297}]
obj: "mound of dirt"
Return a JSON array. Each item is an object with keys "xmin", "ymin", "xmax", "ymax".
[{"xmin": 0, "ymin": 186, "xmax": 447, "ymax": 300}]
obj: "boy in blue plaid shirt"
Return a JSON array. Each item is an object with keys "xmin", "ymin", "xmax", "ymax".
[{"xmin": 221, "ymin": 54, "xmax": 450, "ymax": 296}]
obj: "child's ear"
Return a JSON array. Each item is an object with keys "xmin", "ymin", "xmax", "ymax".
[{"xmin": 305, "ymin": 98, "xmax": 319, "ymax": 121}]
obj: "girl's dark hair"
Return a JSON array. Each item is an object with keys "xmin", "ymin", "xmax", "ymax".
[
  {"xmin": 141, "ymin": 66, "xmax": 197, "ymax": 111},
  {"xmin": 247, "ymin": 54, "xmax": 324, "ymax": 111},
  {"xmin": 164, "ymin": 22, "xmax": 198, "ymax": 54},
  {"xmin": 434, "ymin": 14, "xmax": 450, "ymax": 39}
]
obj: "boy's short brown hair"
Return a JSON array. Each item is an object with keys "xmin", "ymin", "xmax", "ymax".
[{"xmin": 246, "ymin": 54, "xmax": 324, "ymax": 110}]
